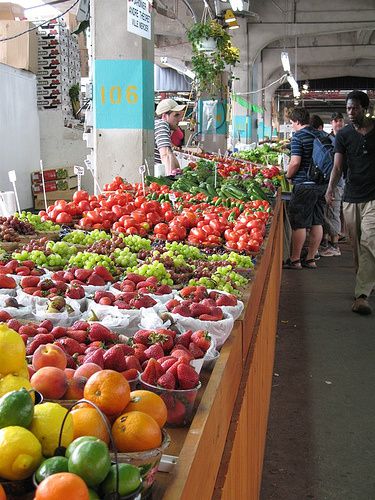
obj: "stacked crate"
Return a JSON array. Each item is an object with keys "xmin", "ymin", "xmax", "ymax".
[
  {"xmin": 32, "ymin": 167, "xmax": 78, "ymax": 210},
  {"xmin": 37, "ymin": 18, "xmax": 81, "ymax": 119}
]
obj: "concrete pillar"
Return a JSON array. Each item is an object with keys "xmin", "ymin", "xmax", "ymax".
[{"xmin": 91, "ymin": 0, "xmax": 154, "ymax": 186}]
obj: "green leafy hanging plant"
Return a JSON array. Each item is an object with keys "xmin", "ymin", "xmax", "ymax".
[{"xmin": 187, "ymin": 20, "xmax": 240, "ymax": 93}]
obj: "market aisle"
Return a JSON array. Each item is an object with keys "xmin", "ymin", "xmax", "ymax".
[{"xmin": 260, "ymin": 242, "xmax": 375, "ymax": 500}]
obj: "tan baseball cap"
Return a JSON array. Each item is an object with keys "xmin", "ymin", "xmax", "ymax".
[{"xmin": 156, "ymin": 98, "xmax": 185, "ymax": 116}]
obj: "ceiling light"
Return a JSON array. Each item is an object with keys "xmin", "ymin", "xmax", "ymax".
[
  {"xmin": 287, "ymin": 75, "xmax": 300, "ymax": 98},
  {"xmin": 224, "ymin": 9, "xmax": 236, "ymax": 23},
  {"xmin": 227, "ymin": 20, "xmax": 240, "ymax": 29},
  {"xmin": 281, "ymin": 52, "xmax": 290, "ymax": 73}
]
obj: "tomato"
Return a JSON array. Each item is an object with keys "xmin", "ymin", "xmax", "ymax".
[
  {"xmin": 247, "ymin": 240, "xmax": 260, "ymax": 253},
  {"xmin": 181, "ymin": 211, "xmax": 198, "ymax": 227},
  {"xmin": 132, "ymin": 210, "xmax": 147, "ymax": 224},
  {"xmin": 161, "ymin": 202, "xmax": 172, "ymax": 213},
  {"xmin": 55, "ymin": 212, "xmax": 72, "ymax": 224},
  {"xmin": 209, "ymin": 220, "xmax": 222, "ymax": 233},
  {"xmin": 246, "ymin": 220, "xmax": 264, "ymax": 230},
  {"xmin": 73, "ymin": 190, "xmax": 89, "ymax": 203},
  {"xmin": 225, "ymin": 241, "xmax": 238, "ymax": 250},
  {"xmin": 167, "ymin": 232, "xmax": 180, "ymax": 241},
  {"xmin": 146, "ymin": 212, "xmax": 162, "ymax": 226},
  {"xmin": 123, "ymin": 218, "xmax": 138, "ymax": 230},
  {"xmin": 155, "ymin": 233, "xmax": 167, "ymax": 240},
  {"xmin": 153, "ymin": 223, "xmax": 169, "ymax": 235},
  {"xmin": 164, "ymin": 210, "xmax": 174, "ymax": 222},
  {"xmin": 250, "ymin": 229, "xmax": 264, "ymax": 242},
  {"xmin": 207, "ymin": 235, "xmax": 221, "ymax": 244},
  {"xmin": 126, "ymin": 227, "xmax": 139, "ymax": 235},
  {"xmin": 189, "ymin": 228, "xmax": 206, "ymax": 241},
  {"xmin": 134, "ymin": 196, "xmax": 146, "ymax": 208},
  {"xmin": 78, "ymin": 200, "xmax": 90, "ymax": 212}
]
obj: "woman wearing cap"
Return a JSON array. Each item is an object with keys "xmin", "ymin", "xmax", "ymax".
[{"xmin": 154, "ymin": 99, "xmax": 185, "ymax": 176}]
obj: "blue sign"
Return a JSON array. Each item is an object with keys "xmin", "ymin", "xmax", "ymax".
[{"xmin": 93, "ymin": 59, "xmax": 154, "ymax": 130}]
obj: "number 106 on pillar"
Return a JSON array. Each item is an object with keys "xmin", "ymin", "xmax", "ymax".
[{"xmin": 100, "ymin": 85, "xmax": 139, "ymax": 105}]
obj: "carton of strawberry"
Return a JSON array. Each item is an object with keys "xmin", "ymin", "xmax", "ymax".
[
  {"xmin": 111, "ymin": 274, "xmax": 173, "ymax": 302},
  {"xmin": 139, "ymin": 357, "xmax": 201, "ymax": 426},
  {"xmin": 90, "ymin": 290, "xmax": 158, "ymax": 310},
  {"xmin": 0, "ymin": 259, "xmax": 46, "ymax": 278},
  {"xmin": 0, "ymin": 274, "xmax": 17, "ymax": 292}
]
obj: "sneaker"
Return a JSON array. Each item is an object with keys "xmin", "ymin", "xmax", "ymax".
[
  {"xmin": 352, "ymin": 296, "xmax": 372, "ymax": 315},
  {"xmin": 319, "ymin": 246, "xmax": 336, "ymax": 257},
  {"xmin": 330, "ymin": 246, "xmax": 341, "ymax": 256}
]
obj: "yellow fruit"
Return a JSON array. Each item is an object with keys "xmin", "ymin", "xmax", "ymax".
[
  {"xmin": 30, "ymin": 403, "xmax": 74, "ymax": 457},
  {"xmin": 0, "ymin": 425, "xmax": 42, "ymax": 480},
  {"xmin": 15, "ymin": 361, "xmax": 30, "ymax": 380},
  {"xmin": 0, "ymin": 324, "xmax": 25, "ymax": 375},
  {"xmin": 0, "ymin": 374, "xmax": 34, "ymax": 402}
]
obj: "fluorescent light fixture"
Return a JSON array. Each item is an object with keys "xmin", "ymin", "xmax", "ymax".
[
  {"xmin": 224, "ymin": 9, "xmax": 236, "ymax": 23},
  {"xmin": 287, "ymin": 75, "xmax": 300, "ymax": 98},
  {"xmin": 281, "ymin": 52, "xmax": 290, "ymax": 73},
  {"xmin": 159, "ymin": 57, "xmax": 195, "ymax": 80},
  {"xmin": 229, "ymin": 0, "xmax": 244, "ymax": 11}
]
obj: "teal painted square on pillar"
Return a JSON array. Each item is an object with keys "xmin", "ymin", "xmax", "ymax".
[
  {"xmin": 93, "ymin": 59, "xmax": 154, "ymax": 130},
  {"xmin": 233, "ymin": 116, "xmax": 251, "ymax": 141}
]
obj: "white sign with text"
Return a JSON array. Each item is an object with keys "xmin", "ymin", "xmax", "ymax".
[{"xmin": 127, "ymin": 0, "xmax": 152, "ymax": 40}]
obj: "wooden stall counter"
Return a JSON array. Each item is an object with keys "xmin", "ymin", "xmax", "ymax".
[{"xmin": 155, "ymin": 196, "xmax": 283, "ymax": 500}]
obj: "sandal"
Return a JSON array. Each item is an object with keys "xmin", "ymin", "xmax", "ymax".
[
  {"xmin": 283, "ymin": 258, "xmax": 302, "ymax": 270},
  {"xmin": 301, "ymin": 258, "xmax": 317, "ymax": 269}
]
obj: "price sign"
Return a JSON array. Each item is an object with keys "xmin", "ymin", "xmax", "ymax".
[
  {"xmin": 8, "ymin": 170, "xmax": 21, "ymax": 213},
  {"xmin": 214, "ymin": 163, "xmax": 218, "ymax": 189},
  {"xmin": 169, "ymin": 192, "xmax": 176, "ymax": 208},
  {"xmin": 283, "ymin": 154, "xmax": 289, "ymax": 172},
  {"xmin": 84, "ymin": 158, "xmax": 102, "ymax": 194},
  {"xmin": 84, "ymin": 158, "xmax": 93, "ymax": 172},
  {"xmin": 139, "ymin": 165, "xmax": 146, "ymax": 195},
  {"xmin": 74, "ymin": 165, "xmax": 85, "ymax": 191}
]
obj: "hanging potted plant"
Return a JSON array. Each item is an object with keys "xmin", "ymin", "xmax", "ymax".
[
  {"xmin": 187, "ymin": 20, "xmax": 240, "ymax": 92},
  {"xmin": 69, "ymin": 83, "xmax": 81, "ymax": 118}
]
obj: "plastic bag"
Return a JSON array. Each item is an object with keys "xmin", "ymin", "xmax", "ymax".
[
  {"xmin": 33, "ymin": 300, "xmax": 81, "ymax": 326},
  {"xmin": 82, "ymin": 284, "xmax": 109, "ymax": 297},
  {"xmin": 0, "ymin": 287, "xmax": 16, "ymax": 297}
]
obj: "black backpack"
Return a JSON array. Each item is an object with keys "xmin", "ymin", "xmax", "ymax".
[{"xmin": 304, "ymin": 130, "xmax": 335, "ymax": 184}]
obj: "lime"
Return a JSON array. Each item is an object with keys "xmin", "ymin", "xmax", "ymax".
[
  {"xmin": 30, "ymin": 402, "xmax": 73, "ymax": 457},
  {"xmin": 88, "ymin": 489, "xmax": 100, "ymax": 500},
  {"xmin": 68, "ymin": 439, "xmax": 111, "ymax": 487},
  {"xmin": 101, "ymin": 463, "xmax": 142, "ymax": 497},
  {"xmin": 0, "ymin": 388, "xmax": 34, "ymax": 429},
  {"xmin": 0, "ymin": 425, "xmax": 42, "ymax": 480},
  {"xmin": 35, "ymin": 456, "xmax": 69, "ymax": 483},
  {"xmin": 65, "ymin": 436, "xmax": 98, "ymax": 459}
]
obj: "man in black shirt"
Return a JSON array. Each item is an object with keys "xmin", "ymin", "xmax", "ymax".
[{"xmin": 326, "ymin": 90, "xmax": 375, "ymax": 315}]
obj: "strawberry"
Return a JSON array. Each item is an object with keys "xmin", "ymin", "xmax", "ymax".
[
  {"xmin": 71, "ymin": 320, "xmax": 90, "ymax": 331},
  {"xmin": 161, "ymin": 357, "xmax": 178, "ymax": 372},
  {"xmin": 133, "ymin": 329, "xmax": 152, "ymax": 346},
  {"xmin": 83, "ymin": 348, "xmax": 105, "ymax": 368},
  {"xmin": 133, "ymin": 345, "xmax": 147, "ymax": 363},
  {"xmin": 87, "ymin": 273, "xmax": 106, "ymax": 286},
  {"xmin": 190, "ymin": 303, "xmax": 212, "ymax": 318},
  {"xmin": 76, "ymin": 354, "xmax": 85, "ymax": 365},
  {"xmin": 36, "ymin": 328, "xmax": 49, "ymax": 336},
  {"xmin": 93, "ymin": 265, "xmax": 114, "ymax": 283},
  {"xmin": 124, "ymin": 355, "xmax": 142, "ymax": 372},
  {"xmin": 216, "ymin": 293, "xmax": 237, "ymax": 306},
  {"xmin": 0, "ymin": 275, "xmax": 16, "ymax": 289},
  {"xmin": 198, "ymin": 314, "xmax": 220, "ymax": 321},
  {"xmin": 85, "ymin": 341, "xmax": 104, "ymax": 352},
  {"xmin": 20, "ymin": 276, "xmax": 40, "ymax": 289},
  {"xmin": 121, "ymin": 368, "xmax": 139, "ymax": 381},
  {"xmin": 191, "ymin": 330, "xmax": 211, "ymax": 352},
  {"xmin": 22, "ymin": 286, "xmax": 39, "ymax": 295},
  {"xmin": 66, "ymin": 284, "xmax": 85, "ymax": 300},
  {"xmin": 144, "ymin": 343, "xmax": 164, "ymax": 360},
  {"xmin": 125, "ymin": 273, "xmax": 146, "ymax": 284},
  {"xmin": 189, "ymin": 342, "xmax": 204, "ymax": 359},
  {"xmin": 94, "ymin": 291, "xmax": 116, "ymax": 302},
  {"xmin": 171, "ymin": 305, "xmax": 191, "ymax": 317},
  {"xmin": 67, "ymin": 329, "xmax": 88, "ymax": 343},
  {"xmin": 0, "ymin": 310, "xmax": 12, "ymax": 322},
  {"xmin": 157, "ymin": 372, "xmax": 176, "ymax": 390},
  {"xmin": 40, "ymin": 279, "xmax": 54, "ymax": 291},
  {"xmin": 175, "ymin": 330, "xmax": 193, "ymax": 348},
  {"xmin": 39, "ymin": 320, "xmax": 54, "ymax": 332},
  {"xmin": 171, "ymin": 348, "xmax": 194, "ymax": 362},
  {"xmin": 148, "ymin": 332, "xmax": 173, "ymax": 352},
  {"xmin": 66, "ymin": 353, "xmax": 77, "ymax": 369},
  {"xmin": 162, "ymin": 396, "xmax": 186, "ymax": 425},
  {"xmin": 50, "ymin": 326, "xmax": 68, "ymax": 339},
  {"xmin": 141, "ymin": 358, "xmax": 158, "ymax": 385},
  {"xmin": 74, "ymin": 268, "xmax": 93, "ymax": 282},
  {"xmin": 179, "ymin": 285, "xmax": 196, "ymax": 298},
  {"xmin": 7, "ymin": 319, "xmax": 22, "ymax": 332},
  {"xmin": 157, "ymin": 328, "xmax": 176, "ymax": 339},
  {"xmin": 166, "ymin": 359, "xmax": 185, "ymax": 378},
  {"xmin": 20, "ymin": 334, "xmax": 28, "ymax": 345},
  {"xmin": 26, "ymin": 333, "xmax": 54, "ymax": 355},
  {"xmin": 88, "ymin": 323, "xmax": 116, "ymax": 343},
  {"xmin": 19, "ymin": 324, "xmax": 38, "ymax": 337},
  {"xmin": 55, "ymin": 338, "xmax": 86, "ymax": 356},
  {"xmin": 103, "ymin": 345, "xmax": 127, "ymax": 371},
  {"xmin": 115, "ymin": 344, "xmax": 135, "ymax": 356},
  {"xmin": 176, "ymin": 363, "xmax": 199, "ymax": 389}
]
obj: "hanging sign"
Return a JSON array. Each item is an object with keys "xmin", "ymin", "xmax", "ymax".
[
  {"xmin": 139, "ymin": 165, "xmax": 146, "ymax": 195},
  {"xmin": 127, "ymin": 0, "xmax": 152, "ymax": 40}
]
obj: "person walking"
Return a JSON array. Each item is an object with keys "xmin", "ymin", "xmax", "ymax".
[
  {"xmin": 154, "ymin": 99, "xmax": 185, "ymax": 176},
  {"xmin": 320, "ymin": 112, "xmax": 346, "ymax": 257},
  {"xmin": 326, "ymin": 90, "xmax": 375, "ymax": 315},
  {"xmin": 284, "ymin": 107, "xmax": 326, "ymax": 270}
]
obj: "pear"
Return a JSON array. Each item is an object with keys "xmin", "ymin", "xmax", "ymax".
[{"xmin": 87, "ymin": 310, "xmax": 99, "ymax": 322}]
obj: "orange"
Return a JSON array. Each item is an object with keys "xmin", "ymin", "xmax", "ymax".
[
  {"xmin": 112, "ymin": 411, "xmax": 162, "ymax": 452},
  {"xmin": 70, "ymin": 407, "xmax": 110, "ymax": 444},
  {"xmin": 83, "ymin": 370, "xmax": 130, "ymax": 417},
  {"xmin": 0, "ymin": 484, "xmax": 6, "ymax": 500},
  {"xmin": 34, "ymin": 472, "xmax": 89, "ymax": 500},
  {"xmin": 125, "ymin": 390, "xmax": 167, "ymax": 428}
]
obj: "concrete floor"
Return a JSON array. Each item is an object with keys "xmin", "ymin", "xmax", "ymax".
[{"xmin": 260, "ymin": 242, "xmax": 375, "ymax": 500}]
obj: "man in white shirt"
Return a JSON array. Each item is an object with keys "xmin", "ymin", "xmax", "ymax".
[{"xmin": 154, "ymin": 99, "xmax": 185, "ymax": 175}]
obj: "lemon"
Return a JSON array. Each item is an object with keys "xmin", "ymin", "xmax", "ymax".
[
  {"xmin": 0, "ymin": 324, "xmax": 25, "ymax": 375},
  {"xmin": 14, "ymin": 361, "xmax": 30, "ymax": 380},
  {"xmin": 0, "ymin": 374, "xmax": 34, "ymax": 402},
  {"xmin": 0, "ymin": 425, "xmax": 42, "ymax": 480},
  {"xmin": 30, "ymin": 402, "xmax": 74, "ymax": 457}
]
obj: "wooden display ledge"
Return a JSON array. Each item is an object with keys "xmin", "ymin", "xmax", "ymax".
[{"xmin": 154, "ymin": 195, "xmax": 283, "ymax": 499}]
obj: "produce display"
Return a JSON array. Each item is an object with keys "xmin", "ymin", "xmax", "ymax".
[{"xmin": 0, "ymin": 150, "xmax": 279, "ymax": 496}]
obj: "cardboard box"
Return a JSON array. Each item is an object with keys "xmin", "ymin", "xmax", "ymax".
[
  {"xmin": 34, "ymin": 188, "xmax": 76, "ymax": 210},
  {"xmin": 0, "ymin": 20, "xmax": 38, "ymax": 73},
  {"xmin": 31, "ymin": 166, "xmax": 75, "ymax": 182},
  {"xmin": 32, "ymin": 176, "xmax": 77, "ymax": 194}
]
